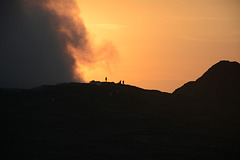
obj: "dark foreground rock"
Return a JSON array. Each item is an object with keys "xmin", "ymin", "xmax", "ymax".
[
  {"xmin": 2, "ymin": 61, "xmax": 240, "ymax": 159},
  {"xmin": 2, "ymin": 81, "xmax": 240, "ymax": 160}
]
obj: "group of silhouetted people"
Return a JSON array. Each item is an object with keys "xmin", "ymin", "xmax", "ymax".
[
  {"xmin": 105, "ymin": 77, "xmax": 124, "ymax": 85},
  {"xmin": 117, "ymin": 80, "xmax": 124, "ymax": 84}
]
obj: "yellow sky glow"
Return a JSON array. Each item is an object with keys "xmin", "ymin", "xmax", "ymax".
[{"xmin": 77, "ymin": 0, "xmax": 240, "ymax": 92}]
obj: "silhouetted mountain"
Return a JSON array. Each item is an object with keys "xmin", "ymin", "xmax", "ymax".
[
  {"xmin": 2, "ymin": 62, "xmax": 240, "ymax": 160},
  {"xmin": 173, "ymin": 60, "xmax": 240, "ymax": 101}
]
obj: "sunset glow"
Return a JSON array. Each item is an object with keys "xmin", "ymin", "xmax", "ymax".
[
  {"xmin": 76, "ymin": 0, "xmax": 240, "ymax": 92},
  {"xmin": 36, "ymin": 0, "xmax": 240, "ymax": 92},
  {"xmin": 2, "ymin": 1, "xmax": 240, "ymax": 158}
]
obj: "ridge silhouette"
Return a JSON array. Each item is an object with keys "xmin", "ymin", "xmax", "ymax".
[
  {"xmin": 2, "ymin": 60, "xmax": 240, "ymax": 160},
  {"xmin": 173, "ymin": 60, "xmax": 240, "ymax": 101}
]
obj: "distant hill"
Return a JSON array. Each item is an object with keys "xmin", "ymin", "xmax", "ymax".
[{"xmin": 173, "ymin": 60, "xmax": 240, "ymax": 100}]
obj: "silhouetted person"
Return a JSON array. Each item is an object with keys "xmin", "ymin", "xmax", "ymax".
[
  {"xmin": 118, "ymin": 80, "xmax": 121, "ymax": 84},
  {"xmin": 105, "ymin": 77, "xmax": 107, "ymax": 82},
  {"xmin": 123, "ymin": 80, "xmax": 124, "ymax": 85}
]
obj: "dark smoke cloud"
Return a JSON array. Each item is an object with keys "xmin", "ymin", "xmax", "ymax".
[{"xmin": 0, "ymin": 0, "xmax": 86, "ymax": 88}]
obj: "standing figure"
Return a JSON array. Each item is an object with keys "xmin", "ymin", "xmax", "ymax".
[
  {"xmin": 123, "ymin": 80, "xmax": 124, "ymax": 85},
  {"xmin": 105, "ymin": 77, "xmax": 107, "ymax": 82}
]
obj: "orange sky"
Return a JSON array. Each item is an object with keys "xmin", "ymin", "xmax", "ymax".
[{"xmin": 77, "ymin": 0, "xmax": 240, "ymax": 92}]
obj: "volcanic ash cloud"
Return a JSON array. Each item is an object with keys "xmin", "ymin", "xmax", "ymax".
[{"xmin": 0, "ymin": 0, "xmax": 118, "ymax": 88}]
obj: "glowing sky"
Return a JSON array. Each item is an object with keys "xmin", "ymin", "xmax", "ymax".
[{"xmin": 78, "ymin": 0, "xmax": 240, "ymax": 92}]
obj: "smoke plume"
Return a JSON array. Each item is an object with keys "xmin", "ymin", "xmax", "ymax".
[{"xmin": 0, "ymin": 0, "xmax": 118, "ymax": 88}]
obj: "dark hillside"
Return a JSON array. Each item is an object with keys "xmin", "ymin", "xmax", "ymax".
[
  {"xmin": 173, "ymin": 60, "xmax": 240, "ymax": 102},
  {"xmin": 2, "ymin": 81, "xmax": 240, "ymax": 159}
]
